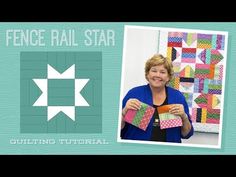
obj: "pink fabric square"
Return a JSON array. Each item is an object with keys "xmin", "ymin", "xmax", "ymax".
[
  {"xmin": 160, "ymin": 118, "xmax": 183, "ymax": 129},
  {"xmin": 124, "ymin": 109, "xmax": 137, "ymax": 124}
]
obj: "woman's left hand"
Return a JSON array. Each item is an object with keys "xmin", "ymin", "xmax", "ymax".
[{"xmin": 169, "ymin": 104, "xmax": 185, "ymax": 118}]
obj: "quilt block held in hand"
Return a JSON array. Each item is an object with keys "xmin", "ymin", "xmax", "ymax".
[
  {"xmin": 124, "ymin": 102, "xmax": 155, "ymax": 131},
  {"xmin": 157, "ymin": 105, "xmax": 183, "ymax": 129}
]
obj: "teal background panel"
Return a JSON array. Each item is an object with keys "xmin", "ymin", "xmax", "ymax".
[{"xmin": 0, "ymin": 23, "xmax": 235, "ymax": 154}]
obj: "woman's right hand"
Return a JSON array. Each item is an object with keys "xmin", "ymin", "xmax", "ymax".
[
  {"xmin": 123, "ymin": 98, "xmax": 141, "ymax": 116},
  {"xmin": 121, "ymin": 98, "xmax": 141, "ymax": 129}
]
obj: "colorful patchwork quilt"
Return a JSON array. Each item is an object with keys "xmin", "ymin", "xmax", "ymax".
[{"xmin": 158, "ymin": 30, "xmax": 228, "ymax": 132}]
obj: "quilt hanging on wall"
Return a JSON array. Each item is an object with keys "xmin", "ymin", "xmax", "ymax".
[{"xmin": 158, "ymin": 29, "xmax": 228, "ymax": 133}]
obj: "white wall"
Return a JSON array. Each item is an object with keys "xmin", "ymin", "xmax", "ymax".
[
  {"xmin": 182, "ymin": 132, "xmax": 219, "ymax": 146},
  {"xmin": 121, "ymin": 27, "xmax": 159, "ymax": 97}
]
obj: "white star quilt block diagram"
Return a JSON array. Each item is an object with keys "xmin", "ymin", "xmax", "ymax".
[{"xmin": 20, "ymin": 52, "xmax": 102, "ymax": 133}]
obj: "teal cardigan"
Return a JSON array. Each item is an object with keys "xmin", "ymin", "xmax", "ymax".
[{"xmin": 121, "ymin": 84, "xmax": 194, "ymax": 143}]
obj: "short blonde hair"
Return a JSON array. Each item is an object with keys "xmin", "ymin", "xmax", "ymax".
[{"xmin": 145, "ymin": 54, "xmax": 174, "ymax": 80}]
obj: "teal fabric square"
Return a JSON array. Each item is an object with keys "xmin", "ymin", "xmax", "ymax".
[{"xmin": 48, "ymin": 79, "xmax": 75, "ymax": 106}]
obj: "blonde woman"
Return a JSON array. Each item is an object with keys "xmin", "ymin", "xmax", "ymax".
[{"xmin": 121, "ymin": 54, "xmax": 193, "ymax": 143}]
